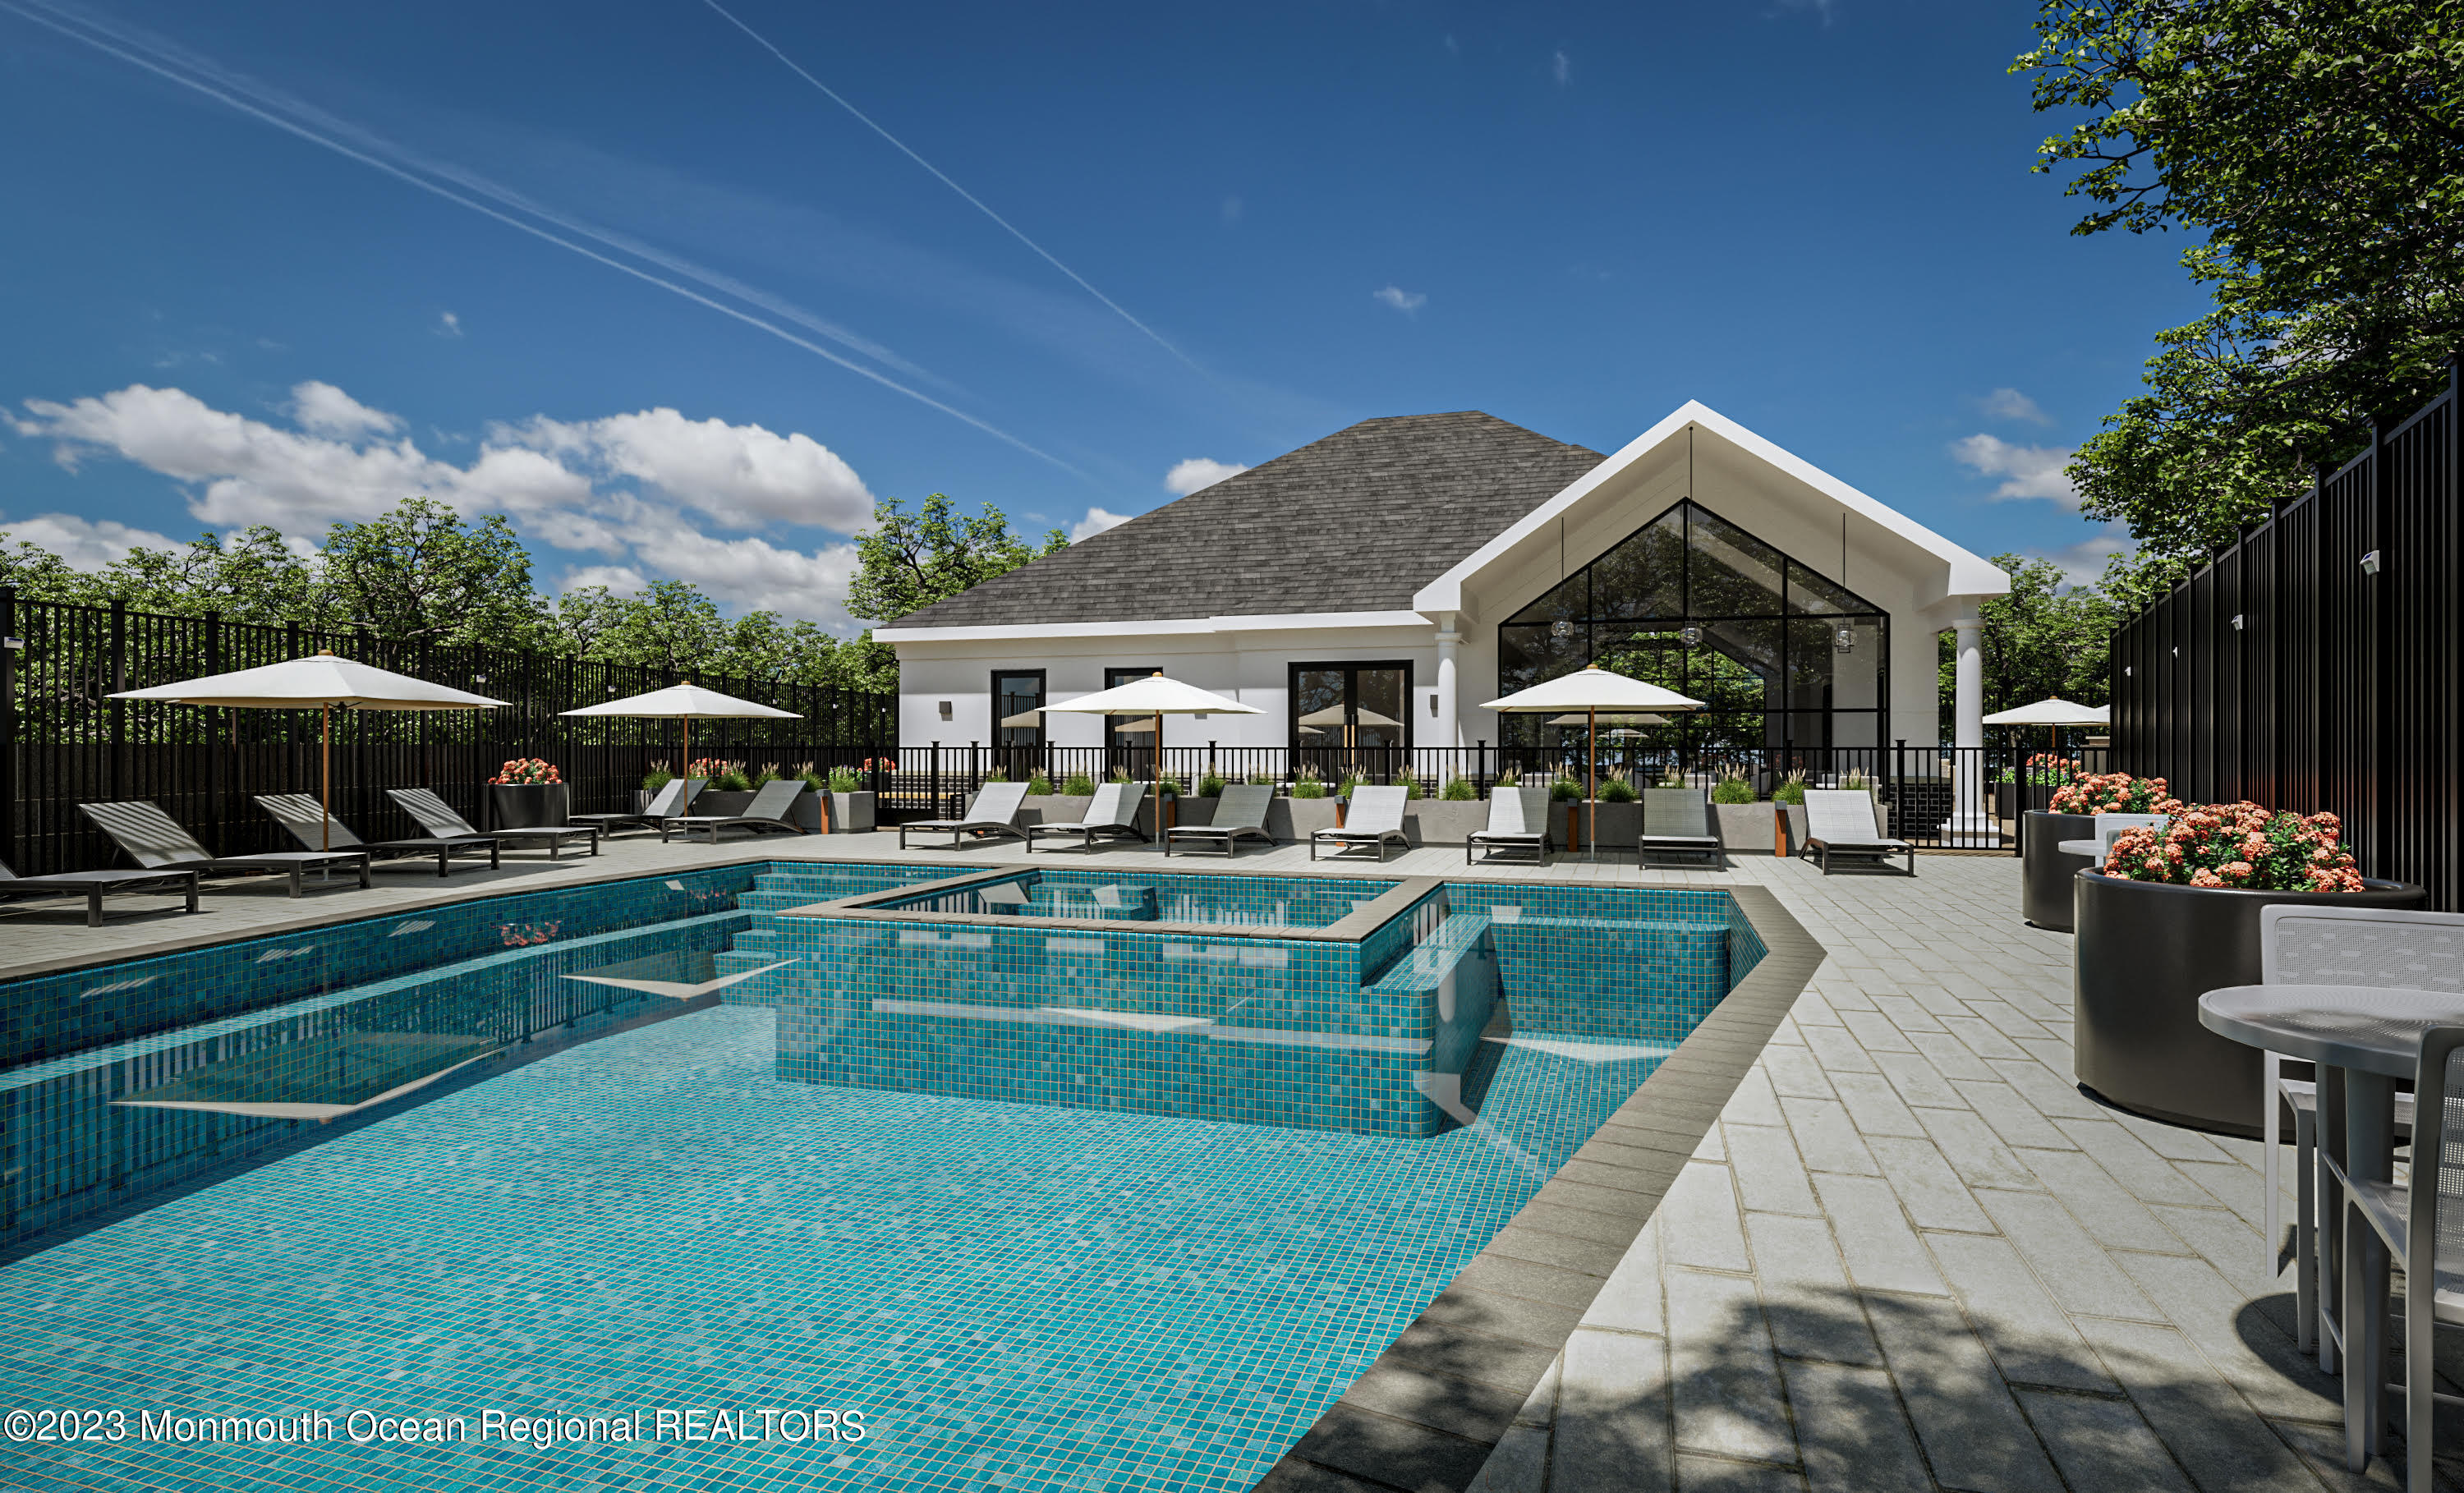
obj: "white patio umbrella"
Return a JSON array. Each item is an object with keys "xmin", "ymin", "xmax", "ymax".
[
  {"xmin": 109, "ymin": 650, "xmax": 507, "ymax": 849},
  {"xmin": 1043, "ymin": 673, "xmax": 1261, "ymax": 811},
  {"xmin": 1484, "ymin": 667, "xmax": 1704, "ymax": 858},
  {"xmin": 559, "ymin": 682, "xmax": 802, "ymax": 779},
  {"xmin": 1981, "ymin": 697, "xmax": 2108, "ymax": 762}
]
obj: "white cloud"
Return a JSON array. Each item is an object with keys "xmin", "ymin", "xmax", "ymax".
[
  {"xmin": 1374, "ymin": 286, "xmax": 1428, "ymax": 314},
  {"xmin": 1979, "ymin": 387, "xmax": 2050, "ymax": 425},
  {"xmin": 500, "ymin": 407, "xmax": 873, "ymax": 530},
  {"xmin": 1071, "ymin": 507, "xmax": 1133, "ymax": 542},
  {"xmin": 289, "ymin": 379, "xmax": 402, "ymax": 439},
  {"xmin": 1950, "ymin": 433, "xmax": 2079, "ymax": 507},
  {"xmin": 1163, "ymin": 457, "xmax": 1248, "ymax": 496},
  {"xmin": 0, "ymin": 512, "xmax": 180, "ymax": 569},
  {"xmin": 436, "ymin": 310, "xmax": 463, "ymax": 338},
  {"xmin": 12, "ymin": 380, "xmax": 877, "ymax": 629},
  {"xmin": 1551, "ymin": 48, "xmax": 1571, "ymax": 85},
  {"xmin": 563, "ymin": 564, "xmax": 649, "ymax": 595},
  {"xmin": 2037, "ymin": 527, "xmax": 2131, "ymax": 585}
]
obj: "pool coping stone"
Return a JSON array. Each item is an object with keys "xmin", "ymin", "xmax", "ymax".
[
  {"xmin": 1248, "ymin": 881, "xmax": 1823, "ymax": 1493},
  {"xmin": 778, "ymin": 865, "xmax": 1441, "ymax": 943}
]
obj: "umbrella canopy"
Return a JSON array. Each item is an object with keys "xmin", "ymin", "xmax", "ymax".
[
  {"xmin": 1295, "ymin": 703, "xmax": 1400, "ymax": 728},
  {"xmin": 559, "ymin": 683, "xmax": 801, "ymax": 723},
  {"xmin": 1545, "ymin": 712, "xmax": 1669, "ymax": 728},
  {"xmin": 1044, "ymin": 673, "xmax": 1259, "ymax": 807},
  {"xmin": 1483, "ymin": 668, "xmax": 1705, "ymax": 858},
  {"xmin": 1044, "ymin": 675, "xmax": 1260, "ymax": 718},
  {"xmin": 999, "ymin": 708, "xmax": 1045, "ymax": 729},
  {"xmin": 1981, "ymin": 697, "xmax": 2106, "ymax": 727},
  {"xmin": 110, "ymin": 650, "xmax": 507, "ymax": 711},
  {"xmin": 109, "ymin": 650, "xmax": 506, "ymax": 849},
  {"xmin": 1482, "ymin": 668, "xmax": 1703, "ymax": 715},
  {"xmin": 561, "ymin": 683, "xmax": 801, "ymax": 777}
]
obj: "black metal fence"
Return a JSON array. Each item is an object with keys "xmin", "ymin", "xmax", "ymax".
[
  {"xmin": 876, "ymin": 741, "xmax": 2042, "ymax": 848},
  {"xmin": 0, "ymin": 589, "xmax": 896, "ymax": 876},
  {"xmin": 2108, "ymin": 360, "xmax": 2462, "ymax": 909}
]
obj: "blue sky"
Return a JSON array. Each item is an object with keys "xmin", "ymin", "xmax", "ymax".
[{"xmin": 0, "ymin": 0, "xmax": 2200, "ymax": 628}]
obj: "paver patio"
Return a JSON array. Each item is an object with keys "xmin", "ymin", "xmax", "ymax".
[{"xmin": 2, "ymin": 827, "xmax": 2441, "ymax": 1490}]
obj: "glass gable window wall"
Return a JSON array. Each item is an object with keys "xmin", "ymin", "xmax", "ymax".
[{"xmin": 1497, "ymin": 501, "xmax": 1887, "ymax": 761}]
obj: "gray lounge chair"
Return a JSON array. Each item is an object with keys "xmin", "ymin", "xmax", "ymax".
[
  {"xmin": 1467, "ymin": 786, "xmax": 1552, "ymax": 866},
  {"xmin": 387, "ymin": 787, "xmax": 600, "ymax": 860},
  {"xmin": 1028, "ymin": 782, "xmax": 1149, "ymax": 852},
  {"xmin": 1313, "ymin": 785, "xmax": 1410, "ymax": 862},
  {"xmin": 1165, "ymin": 784, "xmax": 1276, "ymax": 857},
  {"xmin": 256, "ymin": 792, "xmax": 500, "ymax": 876},
  {"xmin": 0, "ymin": 856, "xmax": 199, "ymax": 926},
  {"xmin": 1639, "ymin": 787, "xmax": 1723, "ymax": 868},
  {"xmin": 661, "ymin": 779, "xmax": 807, "ymax": 843},
  {"xmin": 574, "ymin": 778, "xmax": 703, "ymax": 838},
  {"xmin": 899, "ymin": 780, "xmax": 1032, "ymax": 850},
  {"xmin": 1799, "ymin": 788, "xmax": 1914, "ymax": 875},
  {"xmin": 78, "ymin": 800, "xmax": 371, "ymax": 897}
]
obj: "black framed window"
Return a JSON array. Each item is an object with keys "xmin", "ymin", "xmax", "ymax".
[
  {"xmin": 992, "ymin": 670, "xmax": 1045, "ymax": 747},
  {"xmin": 1497, "ymin": 498, "xmax": 1888, "ymax": 756},
  {"xmin": 1290, "ymin": 660, "xmax": 1411, "ymax": 779}
]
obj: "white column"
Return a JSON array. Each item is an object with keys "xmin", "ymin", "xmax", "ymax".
[
  {"xmin": 1431, "ymin": 618, "xmax": 1461, "ymax": 781},
  {"xmin": 1940, "ymin": 617, "xmax": 1993, "ymax": 845}
]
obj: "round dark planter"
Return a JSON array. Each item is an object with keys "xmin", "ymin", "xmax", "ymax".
[
  {"xmin": 485, "ymin": 782, "xmax": 571, "ymax": 830},
  {"xmin": 2073, "ymin": 870, "xmax": 2426, "ymax": 1136},
  {"xmin": 2021, "ymin": 811, "xmax": 2099, "ymax": 930}
]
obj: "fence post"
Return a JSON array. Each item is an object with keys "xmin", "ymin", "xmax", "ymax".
[
  {"xmin": 1892, "ymin": 739, "xmax": 1905, "ymax": 848},
  {"xmin": 108, "ymin": 599, "xmax": 126, "ymax": 805},
  {"xmin": 930, "ymin": 742, "xmax": 940, "ymax": 820},
  {"xmin": 0, "ymin": 587, "xmax": 16, "ymax": 874},
  {"xmin": 1476, "ymin": 739, "xmax": 1488, "ymax": 797}
]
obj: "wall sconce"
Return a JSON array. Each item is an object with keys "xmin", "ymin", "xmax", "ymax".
[
  {"xmin": 2171, "ymin": 646, "xmax": 2179, "ymax": 656},
  {"xmin": 2124, "ymin": 666, "xmax": 2134, "ymax": 677},
  {"xmin": 1679, "ymin": 626, "xmax": 1703, "ymax": 646},
  {"xmin": 1550, "ymin": 618, "xmax": 1573, "ymax": 639},
  {"xmin": 1832, "ymin": 627, "xmax": 1855, "ymax": 653},
  {"xmin": 473, "ymin": 673, "xmax": 488, "ymax": 685},
  {"xmin": 2230, "ymin": 613, "xmax": 2245, "ymax": 631},
  {"xmin": 1427, "ymin": 695, "xmax": 1439, "ymax": 717},
  {"xmin": 937, "ymin": 700, "xmax": 953, "ymax": 720},
  {"xmin": 2361, "ymin": 549, "xmax": 2384, "ymax": 575},
  {"xmin": 1, "ymin": 636, "xmax": 22, "ymax": 650},
  {"xmin": 1193, "ymin": 712, "xmax": 1207, "ymax": 721}
]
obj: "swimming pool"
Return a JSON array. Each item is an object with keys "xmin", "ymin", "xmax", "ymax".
[{"xmin": 0, "ymin": 859, "xmax": 1771, "ymax": 1493}]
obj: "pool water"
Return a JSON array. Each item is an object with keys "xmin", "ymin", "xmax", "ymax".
[
  {"xmin": 874, "ymin": 867, "xmax": 1395, "ymax": 929},
  {"xmin": 0, "ymin": 1002, "xmax": 1666, "ymax": 1493}
]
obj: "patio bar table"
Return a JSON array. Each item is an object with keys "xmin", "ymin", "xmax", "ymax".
[{"xmin": 2198, "ymin": 983, "xmax": 2464, "ymax": 1473}]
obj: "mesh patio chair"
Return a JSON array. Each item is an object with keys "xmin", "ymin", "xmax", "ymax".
[
  {"xmin": 660, "ymin": 779, "xmax": 807, "ymax": 843},
  {"xmin": 78, "ymin": 800, "xmax": 371, "ymax": 898},
  {"xmin": 899, "ymin": 781, "xmax": 1031, "ymax": 851},
  {"xmin": 1467, "ymin": 786, "xmax": 1551, "ymax": 866},
  {"xmin": 1798, "ymin": 788, "xmax": 1914, "ymax": 875},
  {"xmin": 1639, "ymin": 787, "xmax": 1722, "ymax": 868},
  {"xmin": 1165, "ymin": 784, "xmax": 1276, "ymax": 857},
  {"xmin": 1312, "ymin": 785, "xmax": 1409, "ymax": 862},
  {"xmin": 574, "ymin": 778, "xmax": 702, "ymax": 838},
  {"xmin": 1028, "ymin": 782, "xmax": 1149, "ymax": 853},
  {"xmin": 0, "ymin": 856, "xmax": 199, "ymax": 926},
  {"xmin": 2259, "ymin": 904, "xmax": 2462, "ymax": 1365},
  {"xmin": 2342, "ymin": 1023, "xmax": 2464, "ymax": 1491},
  {"xmin": 386, "ymin": 787, "xmax": 599, "ymax": 860},
  {"xmin": 255, "ymin": 793, "xmax": 499, "ymax": 876}
]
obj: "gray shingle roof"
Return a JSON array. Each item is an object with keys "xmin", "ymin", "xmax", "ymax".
[{"xmin": 887, "ymin": 411, "xmax": 1606, "ymax": 629}]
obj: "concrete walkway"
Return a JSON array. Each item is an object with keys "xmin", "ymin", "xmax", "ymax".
[{"xmin": 1470, "ymin": 853, "xmax": 2443, "ymax": 1493}]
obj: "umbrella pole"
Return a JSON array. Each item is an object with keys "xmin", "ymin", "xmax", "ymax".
[
  {"xmin": 1588, "ymin": 705, "xmax": 1597, "ymax": 863},
  {"xmin": 1154, "ymin": 709, "xmax": 1164, "ymax": 838},
  {"xmin": 320, "ymin": 703, "xmax": 332, "ymax": 851}
]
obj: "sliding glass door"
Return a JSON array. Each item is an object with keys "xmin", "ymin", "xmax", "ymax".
[{"xmin": 1290, "ymin": 662, "xmax": 1410, "ymax": 782}]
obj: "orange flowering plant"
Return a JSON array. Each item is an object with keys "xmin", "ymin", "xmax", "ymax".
[
  {"xmin": 490, "ymin": 758, "xmax": 561, "ymax": 785},
  {"xmin": 2049, "ymin": 770, "xmax": 2177, "ymax": 815},
  {"xmin": 2103, "ymin": 803, "xmax": 2367, "ymax": 893}
]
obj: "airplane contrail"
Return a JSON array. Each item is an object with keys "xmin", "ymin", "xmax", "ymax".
[
  {"xmin": 0, "ymin": 0, "xmax": 1082, "ymax": 475},
  {"xmin": 700, "ymin": 0, "xmax": 1207, "ymax": 379}
]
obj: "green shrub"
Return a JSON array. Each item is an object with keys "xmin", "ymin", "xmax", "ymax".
[
  {"xmin": 1026, "ymin": 770, "xmax": 1055, "ymax": 795},
  {"xmin": 1711, "ymin": 777, "xmax": 1756, "ymax": 805},
  {"xmin": 1335, "ymin": 773, "xmax": 1363, "ymax": 800},
  {"xmin": 1290, "ymin": 766, "xmax": 1327, "ymax": 800},
  {"xmin": 1600, "ymin": 771, "xmax": 1638, "ymax": 803},
  {"xmin": 1400, "ymin": 778, "xmax": 1423, "ymax": 800},
  {"xmin": 642, "ymin": 763, "xmax": 674, "ymax": 792},
  {"xmin": 1246, "ymin": 769, "xmax": 1276, "ymax": 786},
  {"xmin": 1197, "ymin": 773, "xmax": 1228, "ymax": 797},
  {"xmin": 981, "ymin": 768, "xmax": 1009, "ymax": 783},
  {"xmin": 1549, "ymin": 775, "xmax": 1582, "ymax": 802},
  {"xmin": 1062, "ymin": 770, "xmax": 1097, "ymax": 796},
  {"xmin": 826, "ymin": 765, "xmax": 863, "ymax": 792},
  {"xmin": 712, "ymin": 764, "xmax": 752, "ymax": 792},
  {"xmin": 1440, "ymin": 774, "xmax": 1476, "ymax": 801},
  {"xmin": 1154, "ymin": 774, "xmax": 1183, "ymax": 798}
]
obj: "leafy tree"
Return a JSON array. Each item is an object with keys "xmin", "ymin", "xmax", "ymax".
[
  {"xmin": 321, "ymin": 498, "xmax": 554, "ymax": 647},
  {"xmin": 2017, "ymin": 1, "xmax": 2464, "ymax": 555},
  {"xmin": 847, "ymin": 493, "xmax": 1066, "ymax": 623},
  {"xmin": 1938, "ymin": 554, "xmax": 2122, "ymax": 718}
]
